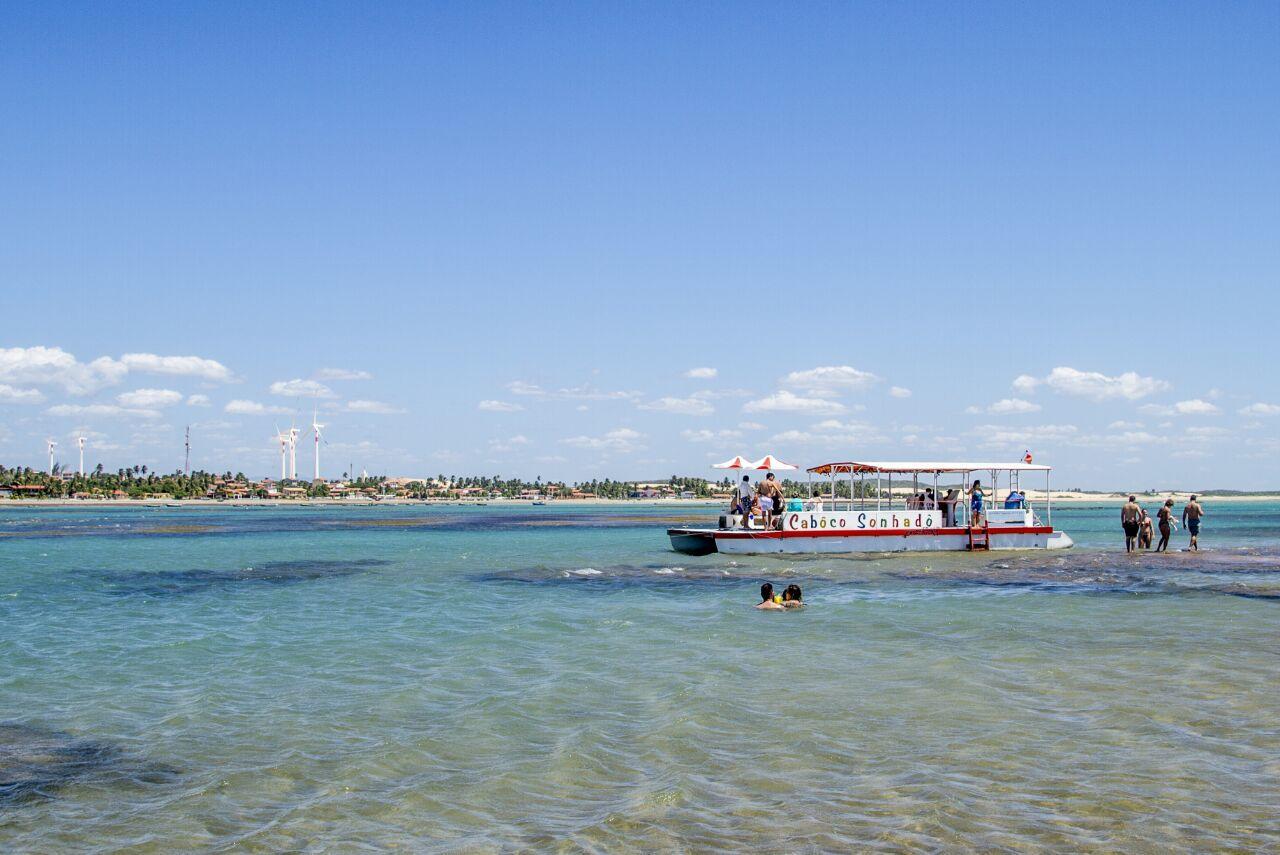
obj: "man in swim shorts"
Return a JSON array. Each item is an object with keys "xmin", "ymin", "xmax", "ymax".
[
  {"xmin": 1182, "ymin": 495, "xmax": 1205, "ymax": 551},
  {"xmin": 1121, "ymin": 496, "xmax": 1142, "ymax": 552},
  {"xmin": 734, "ymin": 475, "xmax": 754, "ymax": 530},
  {"xmin": 758, "ymin": 473, "xmax": 783, "ymax": 530}
]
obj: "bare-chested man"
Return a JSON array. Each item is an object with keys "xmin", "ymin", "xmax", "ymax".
[
  {"xmin": 1182, "ymin": 495, "xmax": 1205, "ymax": 551},
  {"xmin": 1121, "ymin": 496, "xmax": 1142, "ymax": 553}
]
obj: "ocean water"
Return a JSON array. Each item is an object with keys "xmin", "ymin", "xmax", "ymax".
[{"xmin": 2, "ymin": 502, "xmax": 1279, "ymax": 852}]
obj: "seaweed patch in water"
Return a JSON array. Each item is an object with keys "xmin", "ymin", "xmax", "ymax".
[
  {"xmin": 101, "ymin": 558, "xmax": 389, "ymax": 597},
  {"xmin": 887, "ymin": 549, "xmax": 1280, "ymax": 601},
  {"xmin": 0, "ymin": 723, "xmax": 179, "ymax": 805}
]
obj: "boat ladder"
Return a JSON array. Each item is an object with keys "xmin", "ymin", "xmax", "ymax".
[{"xmin": 967, "ymin": 523, "xmax": 991, "ymax": 551}]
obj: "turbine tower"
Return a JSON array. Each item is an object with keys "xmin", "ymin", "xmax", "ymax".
[
  {"xmin": 273, "ymin": 425, "xmax": 289, "ymax": 480},
  {"xmin": 311, "ymin": 408, "xmax": 326, "ymax": 481},
  {"xmin": 184, "ymin": 426, "xmax": 190, "ymax": 476},
  {"xmin": 46, "ymin": 439, "xmax": 57, "ymax": 475},
  {"xmin": 288, "ymin": 424, "xmax": 300, "ymax": 480},
  {"xmin": 77, "ymin": 436, "xmax": 86, "ymax": 476}
]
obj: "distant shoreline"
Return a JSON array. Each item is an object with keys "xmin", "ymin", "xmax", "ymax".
[{"xmin": 3, "ymin": 493, "xmax": 1277, "ymax": 508}]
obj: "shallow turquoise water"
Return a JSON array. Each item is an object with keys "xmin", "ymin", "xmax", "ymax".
[{"xmin": 2, "ymin": 502, "xmax": 1279, "ymax": 851}]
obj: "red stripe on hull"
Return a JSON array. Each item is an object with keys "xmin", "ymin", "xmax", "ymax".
[{"xmin": 714, "ymin": 526, "xmax": 1054, "ymax": 540}]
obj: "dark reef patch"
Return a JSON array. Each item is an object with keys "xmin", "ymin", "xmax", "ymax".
[
  {"xmin": 0, "ymin": 723, "xmax": 178, "ymax": 805},
  {"xmin": 100, "ymin": 558, "xmax": 389, "ymax": 597}
]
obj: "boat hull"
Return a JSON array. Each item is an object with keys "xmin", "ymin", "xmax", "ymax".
[
  {"xmin": 667, "ymin": 528, "xmax": 719, "ymax": 555},
  {"xmin": 669, "ymin": 526, "xmax": 1073, "ymax": 555}
]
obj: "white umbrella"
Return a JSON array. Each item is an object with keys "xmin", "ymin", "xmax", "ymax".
[
  {"xmin": 749, "ymin": 455, "xmax": 798, "ymax": 471},
  {"xmin": 712, "ymin": 455, "xmax": 754, "ymax": 469}
]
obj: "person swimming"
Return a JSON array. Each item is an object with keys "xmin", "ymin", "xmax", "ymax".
[
  {"xmin": 781, "ymin": 583, "xmax": 804, "ymax": 608},
  {"xmin": 756, "ymin": 582, "xmax": 785, "ymax": 610}
]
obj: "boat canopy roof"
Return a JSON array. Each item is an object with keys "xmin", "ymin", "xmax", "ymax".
[{"xmin": 808, "ymin": 460, "xmax": 1052, "ymax": 475}]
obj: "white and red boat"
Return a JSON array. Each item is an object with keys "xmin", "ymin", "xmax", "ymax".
[{"xmin": 669, "ymin": 458, "xmax": 1073, "ymax": 555}]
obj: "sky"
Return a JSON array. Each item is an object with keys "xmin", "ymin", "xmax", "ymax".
[{"xmin": 2, "ymin": 1, "xmax": 1278, "ymax": 488}]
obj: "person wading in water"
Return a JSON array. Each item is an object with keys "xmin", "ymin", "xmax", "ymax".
[
  {"xmin": 1182, "ymin": 495, "xmax": 1205, "ymax": 551},
  {"xmin": 1155, "ymin": 498, "xmax": 1177, "ymax": 552},
  {"xmin": 1121, "ymin": 496, "xmax": 1142, "ymax": 553}
]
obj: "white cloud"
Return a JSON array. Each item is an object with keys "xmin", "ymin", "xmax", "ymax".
[
  {"xmin": 478, "ymin": 400, "xmax": 524, "ymax": 412},
  {"xmin": 988, "ymin": 398, "xmax": 1042, "ymax": 414},
  {"xmin": 117, "ymin": 388, "xmax": 183, "ymax": 409},
  {"xmin": 0, "ymin": 346, "xmax": 127, "ymax": 395},
  {"xmin": 1042, "ymin": 366, "xmax": 1170, "ymax": 401},
  {"xmin": 970, "ymin": 423, "xmax": 1079, "ymax": 446},
  {"xmin": 488, "ymin": 435, "xmax": 531, "ymax": 452},
  {"xmin": 1142, "ymin": 399, "xmax": 1223, "ymax": 417},
  {"xmin": 186, "ymin": 394, "xmax": 211, "ymax": 407},
  {"xmin": 744, "ymin": 390, "xmax": 847, "ymax": 415},
  {"xmin": 889, "ymin": 386, "xmax": 912, "ymax": 399},
  {"xmin": 1184, "ymin": 426, "xmax": 1230, "ymax": 440},
  {"xmin": 120, "ymin": 353, "xmax": 232, "ymax": 382},
  {"xmin": 638, "ymin": 396, "xmax": 714, "ymax": 416},
  {"xmin": 316, "ymin": 368, "xmax": 373, "ymax": 381},
  {"xmin": 0, "ymin": 383, "xmax": 44, "ymax": 404},
  {"xmin": 681, "ymin": 428, "xmax": 744, "ymax": 443},
  {"xmin": 1084, "ymin": 430, "xmax": 1160, "ymax": 447},
  {"xmin": 270, "ymin": 379, "xmax": 336, "ymax": 398},
  {"xmin": 684, "ymin": 367, "xmax": 718, "ymax": 379},
  {"xmin": 560, "ymin": 427, "xmax": 645, "ymax": 453},
  {"xmin": 46, "ymin": 403, "xmax": 162, "ymax": 420},
  {"xmin": 508, "ymin": 381, "xmax": 545, "ymax": 396},
  {"xmin": 507, "ymin": 380, "xmax": 639, "ymax": 401},
  {"xmin": 345, "ymin": 400, "xmax": 404, "ymax": 414},
  {"xmin": 738, "ymin": 421, "xmax": 765, "ymax": 431},
  {"xmin": 1239, "ymin": 402, "xmax": 1280, "ymax": 416},
  {"xmin": 782, "ymin": 365, "xmax": 879, "ymax": 394},
  {"xmin": 1173, "ymin": 399, "xmax": 1220, "ymax": 415},
  {"xmin": 1108, "ymin": 420, "xmax": 1144, "ymax": 430},
  {"xmin": 1012, "ymin": 374, "xmax": 1041, "ymax": 394},
  {"xmin": 224, "ymin": 399, "xmax": 291, "ymax": 415},
  {"xmin": 771, "ymin": 419, "xmax": 885, "ymax": 447}
]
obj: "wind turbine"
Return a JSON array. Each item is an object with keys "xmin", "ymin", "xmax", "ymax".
[
  {"xmin": 46, "ymin": 439, "xmax": 57, "ymax": 475},
  {"xmin": 311, "ymin": 407, "xmax": 327, "ymax": 481},
  {"xmin": 273, "ymin": 425, "xmax": 289, "ymax": 480},
  {"xmin": 184, "ymin": 426, "xmax": 190, "ymax": 476},
  {"xmin": 77, "ymin": 436, "xmax": 86, "ymax": 476},
  {"xmin": 288, "ymin": 423, "xmax": 300, "ymax": 480}
]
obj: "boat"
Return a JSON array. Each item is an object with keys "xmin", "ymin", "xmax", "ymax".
[{"xmin": 668, "ymin": 458, "xmax": 1073, "ymax": 555}]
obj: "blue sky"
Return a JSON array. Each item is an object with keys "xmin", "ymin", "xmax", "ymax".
[{"xmin": 2, "ymin": 2, "xmax": 1277, "ymax": 487}]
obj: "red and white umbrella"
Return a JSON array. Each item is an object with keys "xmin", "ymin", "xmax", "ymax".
[
  {"xmin": 749, "ymin": 455, "xmax": 798, "ymax": 471},
  {"xmin": 712, "ymin": 455, "xmax": 754, "ymax": 469}
]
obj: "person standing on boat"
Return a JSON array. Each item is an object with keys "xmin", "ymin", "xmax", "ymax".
[
  {"xmin": 1155, "ymin": 498, "xmax": 1176, "ymax": 552},
  {"xmin": 1121, "ymin": 496, "xmax": 1142, "ymax": 552},
  {"xmin": 967, "ymin": 480, "xmax": 985, "ymax": 527},
  {"xmin": 1182, "ymin": 495, "xmax": 1205, "ymax": 551},
  {"xmin": 758, "ymin": 473, "xmax": 783, "ymax": 530},
  {"xmin": 734, "ymin": 475, "xmax": 755, "ymax": 529}
]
